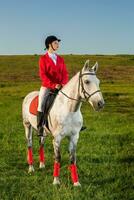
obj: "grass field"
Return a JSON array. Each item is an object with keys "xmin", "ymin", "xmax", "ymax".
[{"xmin": 0, "ymin": 55, "xmax": 134, "ymax": 200}]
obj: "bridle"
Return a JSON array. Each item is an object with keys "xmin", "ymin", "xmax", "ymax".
[
  {"xmin": 79, "ymin": 70, "xmax": 101, "ymax": 101},
  {"xmin": 60, "ymin": 70, "xmax": 101, "ymax": 102}
]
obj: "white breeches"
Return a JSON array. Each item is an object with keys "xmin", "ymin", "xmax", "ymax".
[{"xmin": 37, "ymin": 86, "xmax": 49, "ymax": 112}]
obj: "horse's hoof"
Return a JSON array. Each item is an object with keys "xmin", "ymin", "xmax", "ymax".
[
  {"xmin": 39, "ymin": 162, "xmax": 45, "ymax": 169},
  {"xmin": 53, "ymin": 177, "xmax": 60, "ymax": 185},
  {"xmin": 73, "ymin": 182, "xmax": 81, "ymax": 187},
  {"xmin": 28, "ymin": 165, "xmax": 34, "ymax": 174}
]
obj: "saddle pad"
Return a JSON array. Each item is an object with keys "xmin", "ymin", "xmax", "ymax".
[{"xmin": 29, "ymin": 95, "xmax": 38, "ymax": 115}]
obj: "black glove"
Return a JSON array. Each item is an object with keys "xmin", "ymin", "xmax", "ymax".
[{"xmin": 53, "ymin": 88, "xmax": 59, "ymax": 95}]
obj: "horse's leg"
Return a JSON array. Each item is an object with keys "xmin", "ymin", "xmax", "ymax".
[
  {"xmin": 52, "ymin": 134, "xmax": 62, "ymax": 185},
  {"xmin": 69, "ymin": 133, "xmax": 81, "ymax": 186},
  {"xmin": 39, "ymin": 136, "xmax": 46, "ymax": 169},
  {"xmin": 23, "ymin": 121, "xmax": 34, "ymax": 173}
]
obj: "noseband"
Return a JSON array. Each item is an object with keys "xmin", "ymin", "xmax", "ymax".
[{"xmin": 60, "ymin": 70, "xmax": 101, "ymax": 102}]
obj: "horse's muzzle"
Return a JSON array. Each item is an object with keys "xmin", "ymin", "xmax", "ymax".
[{"xmin": 97, "ymin": 100, "xmax": 105, "ymax": 109}]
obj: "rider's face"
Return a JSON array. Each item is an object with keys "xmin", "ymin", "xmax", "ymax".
[{"xmin": 49, "ymin": 40, "xmax": 59, "ymax": 51}]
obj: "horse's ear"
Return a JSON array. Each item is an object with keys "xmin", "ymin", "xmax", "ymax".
[
  {"xmin": 92, "ymin": 62, "xmax": 98, "ymax": 73},
  {"xmin": 83, "ymin": 60, "xmax": 90, "ymax": 71}
]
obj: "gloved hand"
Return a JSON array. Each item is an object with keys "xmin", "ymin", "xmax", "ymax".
[{"xmin": 53, "ymin": 88, "xmax": 59, "ymax": 95}]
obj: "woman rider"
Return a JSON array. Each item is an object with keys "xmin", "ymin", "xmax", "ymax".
[{"xmin": 37, "ymin": 35, "xmax": 69, "ymax": 136}]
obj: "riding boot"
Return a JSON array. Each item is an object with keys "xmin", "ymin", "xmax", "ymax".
[{"xmin": 37, "ymin": 111, "xmax": 44, "ymax": 136}]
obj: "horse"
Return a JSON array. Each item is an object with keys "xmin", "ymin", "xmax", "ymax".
[{"xmin": 22, "ymin": 60, "xmax": 104, "ymax": 186}]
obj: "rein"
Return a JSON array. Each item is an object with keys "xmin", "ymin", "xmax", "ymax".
[{"xmin": 60, "ymin": 71, "xmax": 101, "ymax": 102}]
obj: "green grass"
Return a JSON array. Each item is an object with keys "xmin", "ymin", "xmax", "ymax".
[{"xmin": 0, "ymin": 55, "xmax": 134, "ymax": 200}]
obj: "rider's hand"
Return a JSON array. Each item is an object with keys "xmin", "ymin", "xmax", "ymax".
[{"xmin": 55, "ymin": 84, "xmax": 62, "ymax": 90}]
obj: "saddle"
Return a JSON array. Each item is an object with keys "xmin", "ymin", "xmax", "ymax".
[{"xmin": 29, "ymin": 89, "xmax": 59, "ymax": 130}]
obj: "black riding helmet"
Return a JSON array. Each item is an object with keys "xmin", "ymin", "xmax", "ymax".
[{"xmin": 45, "ymin": 35, "xmax": 61, "ymax": 49}]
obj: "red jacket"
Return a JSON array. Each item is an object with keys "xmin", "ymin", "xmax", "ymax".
[{"xmin": 39, "ymin": 53, "xmax": 69, "ymax": 89}]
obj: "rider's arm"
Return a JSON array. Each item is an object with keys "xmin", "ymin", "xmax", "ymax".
[{"xmin": 39, "ymin": 56, "xmax": 57, "ymax": 89}]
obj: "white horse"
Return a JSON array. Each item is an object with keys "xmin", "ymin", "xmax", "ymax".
[{"xmin": 22, "ymin": 60, "xmax": 104, "ymax": 186}]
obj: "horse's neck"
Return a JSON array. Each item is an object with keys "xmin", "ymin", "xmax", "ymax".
[{"xmin": 60, "ymin": 72, "xmax": 82, "ymax": 112}]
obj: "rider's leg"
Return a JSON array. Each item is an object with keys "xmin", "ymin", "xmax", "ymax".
[{"xmin": 37, "ymin": 86, "xmax": 48, "ymax": 136}]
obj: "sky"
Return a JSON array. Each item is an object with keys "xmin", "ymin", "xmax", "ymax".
[{"xmin": 0, "ymin": 0, "xmax": 134, "ymax": 55}]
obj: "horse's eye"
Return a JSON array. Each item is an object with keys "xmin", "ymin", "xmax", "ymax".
[{"xmin": 84, "ymin": 80, "xmax": 90, "ymax": 84}]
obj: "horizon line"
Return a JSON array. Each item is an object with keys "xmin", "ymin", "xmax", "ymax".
[{"xmin": 0, "ymin": 53, "xmax": 134, "ymax": 56}]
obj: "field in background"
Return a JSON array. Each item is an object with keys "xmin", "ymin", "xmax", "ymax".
[{"xmin": 0, "ymin": 55, "xmax": 134, "ymax": 200}]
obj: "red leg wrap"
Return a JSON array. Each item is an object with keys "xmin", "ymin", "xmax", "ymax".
[
  {"xmin": 70, "ymin": 164, "xmax": 79, "ymax": 183},
  {"xmin": 53, "ymin": 162, "xmax": 60, "ymax": 177},
  {"xmin": 39, "ymin": 146, "xmax": 45, "ymax": 163},
  {"xmin": 27, "ymin": 147, "xmax": 33, "ymax": 165}
]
